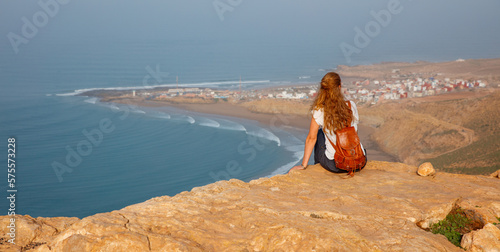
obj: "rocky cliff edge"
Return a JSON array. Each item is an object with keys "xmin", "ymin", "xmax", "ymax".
[{"xmin": 1, "ymin": 161, "xmax": 500, "ymax": 251}]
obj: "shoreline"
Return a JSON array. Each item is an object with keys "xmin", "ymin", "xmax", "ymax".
[
  {"xmin": 69, "ymin": 56, "xmax": 500, "ymax": 171},
  {"xmin": 95, "ymin": 96, "xmax": 398, "ymax": 163}
]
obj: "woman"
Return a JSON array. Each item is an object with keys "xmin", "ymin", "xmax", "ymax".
[{"xmin": 289, "ymin": 72, "xmax": 365, "ymax": 173}]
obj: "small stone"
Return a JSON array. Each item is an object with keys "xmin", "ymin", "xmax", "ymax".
[{"xmin": 417, "ymin": 162, "xmax": 435, "ymax": 176}]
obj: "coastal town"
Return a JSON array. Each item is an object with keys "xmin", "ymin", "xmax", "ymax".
[
  {"xmin": 129, "ymin": 72, "xmax": 492, "ymax": 105},
  {"xmin": 345, "ymin": 75, "xmax": 489, "ymax": 104}
]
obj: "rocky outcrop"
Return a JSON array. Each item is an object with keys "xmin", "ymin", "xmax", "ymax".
[
  {"xmin": 461, "ymin": 223, "xmax": 500, "ymax": 251},
  {"xmin": 1, "ymin": 161, "xmax": 500, "ymax": 251}
]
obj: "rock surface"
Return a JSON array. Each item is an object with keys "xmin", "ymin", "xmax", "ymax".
[
  {"xmin": 1, "ymin": 161, "xmax": 500, "ymax": 251},
  {"xmin": 491, "ymin": 169, "xmax": 500, "ymax": 179},
  {"xmin": 417, "ymin": 162, "xmax": 436, "ymax": 177},
  {"xmin": 461, "ymin": 223, "xmax": 500, "ymax": 252}
]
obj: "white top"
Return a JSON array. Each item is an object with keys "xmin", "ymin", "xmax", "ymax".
[{"xmin": 312, "ymin": 100, "xmax": 364, "ymax": 160}]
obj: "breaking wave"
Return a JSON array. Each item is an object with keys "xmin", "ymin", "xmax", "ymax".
[
  {"xmin": 84, "ymin": 97, "xmax": 98, "ymax": 104},
  {"xmin": 246, "ymin": 128, "xmax": 281, "ymax": 146},
  {"xmin": 218, "ymin": 119, "xmax": 247, "ymax": 132},
  {"xmin": 54, "ymin": 79, "xmax": 271, "ymax": 96},
  {"xmin": 197, "ymin": 117, "xmax": 220, "ymax": 128},
  {"xmin": 266, "ymin": 145, "xmax": 304, "ymax": 177}
]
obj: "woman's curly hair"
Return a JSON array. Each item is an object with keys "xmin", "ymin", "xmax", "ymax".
[{"xmin": 310, "ymin": 72, "xmax": 352, "ymax": 134}]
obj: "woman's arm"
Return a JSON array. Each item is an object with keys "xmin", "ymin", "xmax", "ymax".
[{"xmin": 289, "ymin": 117, "xmax": 320, "ymax": 172}]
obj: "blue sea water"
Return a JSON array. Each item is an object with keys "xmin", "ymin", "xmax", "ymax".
[
  {"xmin": 0, "ymin": 40, "xmax": 316, "ymax": 218},
  {"xmin": 1, "ymin": 37, "xmax": 499, "ymax": 218}
]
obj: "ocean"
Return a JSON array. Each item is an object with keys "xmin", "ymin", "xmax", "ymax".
[{"xmin": 1, "ymin": 37, "xmax": 498, "ymax": 218}]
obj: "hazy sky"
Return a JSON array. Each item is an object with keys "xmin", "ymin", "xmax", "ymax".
[{"xmin": 1, "ymin": 0, "xmax": 499, "ymax": 56}]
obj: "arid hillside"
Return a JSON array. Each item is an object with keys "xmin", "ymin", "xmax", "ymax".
[
  {"xmin": 337, "ymin": 58, "xmax": 500, "ymax": 83},
  {"xmin": 360, "ymin": 89, "xmax": 500, "ymax": 174}
]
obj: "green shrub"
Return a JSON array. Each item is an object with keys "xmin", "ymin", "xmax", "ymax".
[{"xmin": 430, "ymin": 208, "xmax": 470, "ymax": 247}]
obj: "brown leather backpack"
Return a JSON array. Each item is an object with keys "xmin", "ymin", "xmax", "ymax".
[{"xmin": 325, "ymin": 102, "xmax": 367, "ymax": 176}]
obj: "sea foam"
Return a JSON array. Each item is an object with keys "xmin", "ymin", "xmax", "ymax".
[
  {"xmin": 84, "ymin": 98, "xmax": 98, "ymax": 104},
  {"xmin": 54, "ymin": 80, "xmax": 271, "ymax": 97},
  {"xmin": 197, "ymin": 117, "xmax": 220, "ymax": 128},
  {"xmin": 151, "ymin": 112, "xmax": 171, "ymax": 119},
  {"xmin": 108, "ymin": 104, "xmax": 120, "ymax": 111},
  {"xmin": 131, "ymin": 109, "xmax": 146, "ymax": 114},
  {"xmin": 266, "ymin": 145, "xmax": 304, "ymax": 177},
  {"xmin": 170, "ymin": 115, "xmax": 196, "ymax": 124},
  {"xmin": 218, "ymin": 119, "xmax": 247, "ymax": 132},
  {"xmin": 246, "ymin": 128, "xmax": 281, "ymax": 146}
]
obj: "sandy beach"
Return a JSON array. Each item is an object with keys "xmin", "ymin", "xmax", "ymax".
[{"xmin": 98, "ymin": 96, "xmax": 398, "ymax": 163}]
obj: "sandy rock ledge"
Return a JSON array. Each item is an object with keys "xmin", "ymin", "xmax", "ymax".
[{"xmin": 1, "ymin": 161, "xmax": 500, "ymax": 251}]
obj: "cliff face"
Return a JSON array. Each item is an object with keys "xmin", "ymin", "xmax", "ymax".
[{"xmin": 2, "ymin": 161, "xmax": 500, "ymax": 251}]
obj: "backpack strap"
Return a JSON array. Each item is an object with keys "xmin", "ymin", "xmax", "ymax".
[{"xmin": 324, "ymin": 132, "xmax": 341, "ymax": 161}]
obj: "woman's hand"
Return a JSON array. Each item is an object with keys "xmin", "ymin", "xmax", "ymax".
[
  {"xmin": 288, "ymin": 117, "xmax": 318, "ymax": 174},
  {"xmin": 288, "ymin": 165, "xmax": 306, "ymax": 173}
]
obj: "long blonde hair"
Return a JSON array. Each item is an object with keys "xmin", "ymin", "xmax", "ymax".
[{"xmin": 311, "ymin": 72, "xmax": 352, "ymax": 134}]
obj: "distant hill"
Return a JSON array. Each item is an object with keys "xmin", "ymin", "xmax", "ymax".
[
  {"xmin": 337, "ymin": 58, "xmax": 500, "ymax": 83},
  {"xmin": 360, "ymin": 89, "xmax": 500, "ymax": 174}
]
